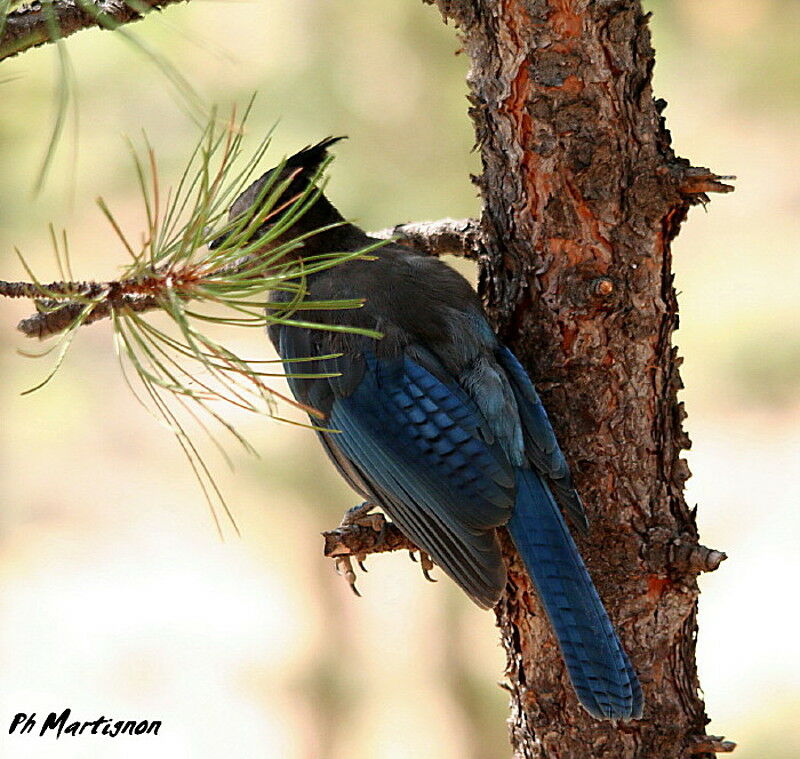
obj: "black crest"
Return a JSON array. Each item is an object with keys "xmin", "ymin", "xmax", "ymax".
[
  {"xmin": 211, "ymin": 136, "xmax": 347, "ymax": 248},
  {"xmin": 228, "ymin": 136, "xmax": 346, "ymax": 221},
  {"xmin": 284, "ymin": 136, "xmax": 347, "ymax": 177}
]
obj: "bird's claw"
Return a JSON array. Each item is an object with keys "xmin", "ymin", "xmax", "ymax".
[
  {"xmin": 335, "ymin": 555, "xmax": 361, "ymax": 597},
  {"xmin": 420, "ymin": 552, "xmax": 437, "ymax": 583},
  {"xmin": 334, "ymin": 503, "xmax": 434, "ymax": 590},
  {"xmin": 340, "ymin": 501, "xmax": 374, "ymax": 526},
  {"xmin": 407, "ymin": 550, "xmax": 436, "ymax": 581}
]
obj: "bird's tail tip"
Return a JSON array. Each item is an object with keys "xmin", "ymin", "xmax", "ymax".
[
  {"xmin": 576, "ymin": 668, "xmax": 644, "ymax": 720},
  {"xmin": 509, "ymin": 469, "xmax": 644, "ymax": 721}
]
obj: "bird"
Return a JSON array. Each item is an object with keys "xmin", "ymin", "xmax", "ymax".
[{"xmin": 213, "ymin": 137, "xmax": 643, "ymax": 721}]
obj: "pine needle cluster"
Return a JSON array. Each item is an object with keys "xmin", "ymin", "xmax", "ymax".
[{"xmin": 1, "ymin": 103, "xmax": 385, "ymax": 533}]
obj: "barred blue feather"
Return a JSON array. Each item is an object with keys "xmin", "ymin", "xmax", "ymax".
[{"xmin": 509, "ymin": 471, "xmax": 643, "ymax": 719}]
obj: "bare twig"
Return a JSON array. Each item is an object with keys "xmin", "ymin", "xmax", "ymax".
[
  {"xmin": 1, "ymin": 0, "xmax": 187, "ymax": 61},
  {"xmin": 18, "ymin": 293, "xmax": 159, "ymax": 338},
  {"xmin": 372, "ymin": 218, "xmax": 480, "ymax": 259},
  {"xmin": 0, "ymin": 279, "xmax": 104, "ymax": 299}
]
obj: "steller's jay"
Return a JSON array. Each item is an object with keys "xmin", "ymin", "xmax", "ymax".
[{"xmin": 215, "ymin": 137, "xmax": 643, "ymax": 720}]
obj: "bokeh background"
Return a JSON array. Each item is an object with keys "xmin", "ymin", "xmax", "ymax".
[{"xmin": 0, "ymin": 0, "xmax": 798, "ymax": 756}]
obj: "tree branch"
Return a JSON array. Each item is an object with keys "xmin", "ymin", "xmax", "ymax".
[
  {"xmin": 2, "ymin": 218, "xmax": 479, "ymax": 340},
  {"xmin": 322, "ymin": 520, "xmax": 417, "ymax": 559},
  {"xmin": 17, "ymin": 293, "xmax": 159, "ymax": 338},
  {"xmin": 0, "ymin": 274, "xmax": 166, "ymax": 338},
  {"xmin": 372, "ymin": 217, "xmax": 480, "ymax": 259},
  {"xmin": 0, "ymin": 0, "xmax": 187, "ymax": 62}
]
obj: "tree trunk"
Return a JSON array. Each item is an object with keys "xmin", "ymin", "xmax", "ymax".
[{"xmin": 427, "ymin": 1, "xmax": 732, "ymax": 757}]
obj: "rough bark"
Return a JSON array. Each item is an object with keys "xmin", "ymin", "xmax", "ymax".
[{"xmin": 425, "ymin": 1, "xmax": 732, "ymax": 757}]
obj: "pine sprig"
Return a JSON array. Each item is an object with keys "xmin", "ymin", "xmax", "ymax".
[{"xmin": 1, "ymin": 104, "xmax": 386, "ymax": 534}]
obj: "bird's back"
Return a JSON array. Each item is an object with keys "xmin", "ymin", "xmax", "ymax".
[{"xmin": 271, "ymin": 243, "xmax": 489, "ymax": 370}]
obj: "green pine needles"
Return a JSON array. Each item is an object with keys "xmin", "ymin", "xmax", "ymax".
[{"xmin": 1, "ymin": 103, "xmax": 385, "ymax": 534}]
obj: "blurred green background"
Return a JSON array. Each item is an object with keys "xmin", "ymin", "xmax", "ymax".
[{"xmin": 0, "ymin": 0, "xmax": 798, "ymax": 756}]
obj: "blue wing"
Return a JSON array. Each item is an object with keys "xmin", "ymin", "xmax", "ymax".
[
  {"xmin": 327, "ymin": 352, "xmax": 515, "ymax": 608},
  {"xmin": 277, "ymin": 325, "xmax": 513, "ymax": 607}
]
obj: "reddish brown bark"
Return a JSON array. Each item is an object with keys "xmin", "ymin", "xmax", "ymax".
[{"xmin": 427, "ymin": 1, "xmax": 732, "ymax": 757}]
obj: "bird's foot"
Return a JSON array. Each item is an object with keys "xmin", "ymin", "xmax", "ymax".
[
  {"xmin": 322, "ymin": 508, "xmax": 424, "ymax": 595},
  {"xmin": 333, "ymin": 502, "xmax": 387, "ymax": 595},
  {"xmin": 338, "ymin": 502, "xmax": 387, "ymax": 545},
  {"xmin": 408, "ymin": 550, "xmax": 437, "ymax": 583}
]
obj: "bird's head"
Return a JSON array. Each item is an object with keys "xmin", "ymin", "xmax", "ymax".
[{"xmin": 210, "ymin": 136, "xmax": 346, "ymax": 253}]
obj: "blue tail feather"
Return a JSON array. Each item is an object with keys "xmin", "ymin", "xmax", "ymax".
[{"xmin": 508, "ymin": 469, "xmax": 643, "ymax": 720}]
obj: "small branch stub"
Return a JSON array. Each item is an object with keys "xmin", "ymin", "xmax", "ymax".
[
  {"xmin": 666, "ymin": 162, "xmax": 736, "ymax": 204},
  {"xmin": 671, "ymin": 541, "xmax": 728, "ymax": 574},
  {"xmin": 594, "ymin": 277, "xmax": 615, "ymax": 297},
  {"xmin": 372, "ymin": 218, "xmax": 480, "ymax": 259},
  {"xmin": 678, "ymin": 170, "xmax": 736, "ymax": 197},
  {"xmin": 687, "ymin": 735, "xmax": 737, "ymax": 755}
]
